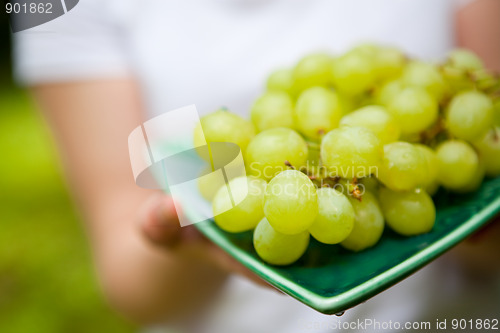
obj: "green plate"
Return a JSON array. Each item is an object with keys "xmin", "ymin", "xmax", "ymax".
[{"xmin": 192, "ymin": 177, "xmax": 500, "ymax": 315}]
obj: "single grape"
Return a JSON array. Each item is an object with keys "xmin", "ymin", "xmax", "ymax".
[
  {"xmin": 308, "ymin": 188, "xmax": 355, "ymax": 244},
  {"xmin": 332, "ymin": 178, "xmax": 365, "ymax": 199},
  {"xmin": 213, "ymin": 176, "xmax": 267, "ymax": 233},
  {"xmin": 293, "ymin": 53, "xmax": 333, "ymax": 91},
  {"xmin": 379, "ymin": 188, "xmax": 436, "ymax": 236},
  {"xmin": 340, "ymin": 191, "xmax": 384, "ymax": 252},
  {"xmin": 245, "ymin": 128, "xmax": 308, "ymax": 181},
  {"xmin": 414, "ymin": 144, "xmax": 440, "ymax": 195},
  {"xmin": 251, "ymin": 91, "xmax": 294, "ymax": 132},
  {"xmin": 375, "ymin": 79, "xmax": 405, "ymax": 106},
  {"xmin": 332, "ymin": 50, "xmax": 376, "ymax": 96},
  {"xmin": 339, "ymin": 105, "xmax": 400, "ymax": 144},
  {"xmin": 253, "ymin": 218, "xmax": 310, "ymax": 266},
  {"xmin": 295, "ymin": 86, "xmax": 343, "ymax": 140},
  {"xmin": 303, "ymin": 141, "xmax": 325, "ymax": 178},
  {"xmin": 387, "ymin": 87, "xmax": 438, "ymax": 135},
  {"xmin": 266, "ymin": 68, "xmax": 295, "ymax": 95},
  {"xmin": 194, "ymin": 109, "xmax": 255, "ymax": 160},
  {"xmin": 475, "ymin": 70, "xmax": 500, "ymax": 92},
  {"xmin": 263, "ymin": 170, "xmax": 318, "ymax": 235},
  {"xmin": 351, "ymin": 43, "xmax": 380, "ymax": 55},
  {"xmin": 473, "ymin": 127, "xmax": 500, "ymax": 177},
  {"xmin": 446, "ymin": 90, "xmax": 494, "ymax": 142},
  {"xmin": 402, "ymin": 61, "xmax": 447, "ymax": 101},
  {"xmin": 441, "ymin": 65, "xmax": 475, "ymax": 94},
  {"xmin": 493, "ymin": 99, "xmax": 500, "ymax": 127},
  {"xmin": 436, "ymin": 140, "xmax": 479, "ymax": 190},
  {"xmin": 454, "ymin": 161, "xmax": 485, "ymax": 193},
  {"xmin": 379, "ymin": 142, "xmax": 427, "ymax": 191},
  {"xmin": 337, "ymin": 92, "xmax": 357, "ymax": 115},
  {"xmin": 197, "ymin": 166, "xmax": 226, "ymax": 201},
  {"xmin": 354, "ymin": 44, "xmax": 405, "ymax": 81},
  {"xmin": 359, "ymin": 176, "xmax": 380, "ymax": 196},
  {"xmin": 373, "ymin": 47, "xmax": 405, "ymax": 81},
  {"xmin": 321, "ymin": 126, "xmax": 382, "ymax": 179},
  {"xmin": 447, "ymin": 49, "xmax": 484, "ymax": 72}
]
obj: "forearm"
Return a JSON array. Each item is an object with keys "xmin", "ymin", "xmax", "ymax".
[
  {"xmin": 32, "ymin": 79, "xmax": 226, "ymax": 324},
  {"xmin": 93, "ymin": 191, "xmax": 227, "ymax": 323}
]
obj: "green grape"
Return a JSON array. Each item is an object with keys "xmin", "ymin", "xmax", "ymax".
[
  {"xmin": 436, "ymin": 140, "xmax": 479, "ymax": 190},
  {"xmin": 387, "ymin": 87, "xmax": 438, "ymax": 134},
  {"xmin": 447, "ymin": 49, "xmax": 484, "ymax": 72},
  {"xmin": 356, "ymin": 93, "xmax": 377, "ymax": 108},
  {"xmin": 263, "ymin": 170, "xmax": 318, "ymax": 235},
  {"xmin": 441, "ymin": 65, "xmax": 474, "ymax": 94},
  {"xmin": 266, "ymin": 68, "xmax": 295, "ymax": 95},
  {"xmin": 303, "ymin": 140, "xmax": 324, "ymax": 178},
  {"xmin": 379, "ymin": 142, "xmax": 427, "ymax": 191},
  {"xmin": 473, "ymin": 127, "xmax": 500, "ymax": 177},
  {"xmin": 359, "ymin": 176, "xmax": 380, "ymax": 195},
  {"xmin": 402, "ymin": 61, "xmax": 447, "ymax": 101},
  {"xmin": 333, "ymin": 177, "xmax": 360, "ymax": 196},
  {"xmin": 339, "ymin": 105, "xmax": 400, "ymax": 144},
  {"xmin": 414, "ymin": 144, "xmax": 440, "ymax": 195},
  {"xmin": 398, "ymin": 132, "xmax": 421, "ymax": 144},
  {"xmin": 475, "ymin": 70, "xmax": 500, "ymax": 92},
  {"xmin": 379, "ymin": 188, "xmax": 435, "ymax": 236},
  {"xmin": 293, "ymin": 53, "xmax": 333, "ymax": 91},
  {"xmin": 354, "ymin": 44, "xmax": 405, "ymax": 82},
  {"xmin": 250, "ymin": 91, "xmax": 294, "ymax": 132},
  {"xmin": 197, "ymin": 166, "xmax": 226, "ymax": 201},
  {"xmin": 494, "ymin": 99, "xmax": 500, "ymax": 127},
  {"xmin": 424, "ymin": 181, "xmax": 440, "ymax": 197},
  {"xmin": 213, "ymin": 176, "xmax": 267, "ymax": 233},
  {"xmin": 321, "ymin": 126, "xmax": 382, "ymax": 179},
  {"xmin": 253, "ymin": 218, "xmax": 310, "ymax": 265},
  {"xmin": 373, "ymin": 47, "xmax": 405, "ymax": 81},
  {"xmin": 295, "ymin": 86, "xmax": 343, "ymax": 140},
  {"xmin": 340, "ymin": 191, "xmax": 384, "ymax": 252},
  {"xmin": 337, "ymin": 92, "xmax": 357, "ymax": 115},
  {"xmin": 351, "ymin": 43, "xmax": 380, "ymax": 55},
  {"xmin": 308, "ymin": 188, "xmax": 355, "ymax": 244},
  {"xmin": 446, "ymin": 90, "xmax": 494, "ymax": 142},
  {"xmin": 245, "ymin": 128, "xmax": 308, "ymax": 181},
  {"xmin": 194, "ymin": 109, "xmax": 255, "ymax": 160},
  {"xmin": 375, "ymin": 79, "xmax": 405, "ymax": 106},
  {"xmin": 454, "ymin": 161, "xmax": 485, "ymax": 193},
  {"xmin": 332, "ymin": 50, "xmax": 376, "ymax": 96}
]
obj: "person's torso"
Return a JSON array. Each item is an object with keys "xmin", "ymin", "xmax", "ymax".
[{"xmin": 113, "ymin": 0, "xmax": 458, "ymax": 117}]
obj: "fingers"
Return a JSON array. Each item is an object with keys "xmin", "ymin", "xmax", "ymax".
[
  {"xmin": 137, "ymin": 193, "xmax": 277, "ymax": 291},
  {"xmin": 138, "ymin": 192, "xmax": 182, "ymax": 246},
  {"xmin": 204, "ymin": 243, "xmax": 277, "ymax": 291},
  {"xmin": 468, "ymin": 213, "xmax": 500, "ymax": 243}
]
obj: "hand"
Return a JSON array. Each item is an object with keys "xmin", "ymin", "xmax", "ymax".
[
  {"xmin": 453, "ymin": 215, "xmax": 500, "ymax": 274},
  {"xmin": 137, "ymin": 192, "xmax": 273, "ymax": 289}
]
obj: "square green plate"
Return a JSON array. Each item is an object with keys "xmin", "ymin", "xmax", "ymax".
[{"xmin": 191, "ymin": 177, "xmax": 500, "ymax": 315}]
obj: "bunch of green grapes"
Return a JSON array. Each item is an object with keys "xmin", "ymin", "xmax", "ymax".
[{"xmin": 194, "ymin": 44, "xmax": 500, "ymax": 266}]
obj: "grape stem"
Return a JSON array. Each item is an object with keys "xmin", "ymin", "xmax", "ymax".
[
  {"xmin": 350, "ymin": 177, "xmax": 363, "ymax": 202},
  {"xmin": 284, "ymin": 160, "xmax": 295, "ymax": 170},
  {"xmin": 420, "ymin": 117, "xmax": 446, "ymax": 146}
]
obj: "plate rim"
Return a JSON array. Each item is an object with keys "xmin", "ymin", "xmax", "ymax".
[{"xmin": 194, "ymin": 195, "xmax": 500, "ymax": 314}]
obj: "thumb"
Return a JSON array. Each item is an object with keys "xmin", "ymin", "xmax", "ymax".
[{"xmin": 138, "ymin": 193, "xmax": 181, "ymax": 246}]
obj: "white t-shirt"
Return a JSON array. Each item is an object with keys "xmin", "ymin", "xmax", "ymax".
[
  {"xmin": 15, "ymin": 0, "xmax": 467, "ymax": 117},
  {"xmin": 14, "ymin": 1, "xmax": 499, "ymax": 333}
]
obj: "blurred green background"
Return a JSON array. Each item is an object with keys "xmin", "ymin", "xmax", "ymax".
[{"xmin": 0, "ymin": 14, "xmax": 135, "ymax": 333}]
